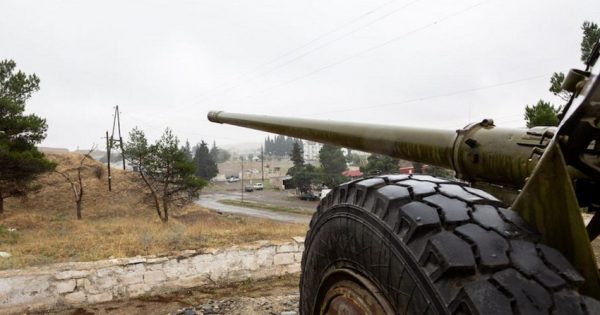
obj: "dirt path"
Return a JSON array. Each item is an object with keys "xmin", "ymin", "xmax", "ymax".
[
  {"xmin": 35, "ymin": 276, "xmax": 300, "ymax": 315},
  {"xmin": 195, "ymin": 192, "xmax": 311, "ymax": 224}
]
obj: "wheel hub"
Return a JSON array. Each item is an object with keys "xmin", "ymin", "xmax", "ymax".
[{"xmin": 318, "ymin": 269, "xmax": 394, "ymax": 315}]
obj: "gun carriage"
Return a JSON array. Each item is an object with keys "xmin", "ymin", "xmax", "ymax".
[{"xmin": 208, "ymin": 42, "xmax": 600, "ymax": 314}]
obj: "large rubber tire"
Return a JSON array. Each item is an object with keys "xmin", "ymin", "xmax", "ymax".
[{"xmin": 300, "ymin": 175, "xmax": 600, "ymax": 314}]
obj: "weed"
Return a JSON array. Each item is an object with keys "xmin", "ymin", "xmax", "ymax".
[
  {"xmin": 138, "ymin": 230, "xmax": 154, "ymax": 252},
  {"xmin": 164, "ymin": 223, "xmax": 185, "ymax": 248},
  {"xmin": 93, "ymin": 165, "xmax": 104, "ymax": 179},
  {"xmin": 0, "ymin": 225, "xmax": 18, "ymax": 245}
]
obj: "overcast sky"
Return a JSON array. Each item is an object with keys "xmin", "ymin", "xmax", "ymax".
[{"xmin": 2, "ymin": 0, "xmax": 599, "ymax": 150}]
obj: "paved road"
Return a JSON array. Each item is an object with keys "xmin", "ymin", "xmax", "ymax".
[{"xmin": 195, "ymin": 192, "xmax": 312, "ymax": 224}]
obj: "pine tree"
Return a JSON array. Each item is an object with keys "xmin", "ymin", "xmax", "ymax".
[
  {"xmin": 264, "ymin": 135, "xmax": 302, "ymax": 157},
  {"xmin": 209, "ymin": 141, "xmax": 218, "ymax": 162},
  {"xmin": 181, "ymin": 140, "xmax": 193, "ymax": 161},
  {"xmin": 290, "ymin": 141, "xmax": 304, "ymax": 167},
  {"xmin": 524, "ymin": 100, "xmax": 560, "ymax": 128},
  {"xmin": 193, "ymin": 141, "xmax": 218, "ymax": 180},
  {"xmin": 125, "ymin": 128, "xmax": 206, "ymax": 222},
  {"xmin": 319, "ymin": 144, "xmax": 347, "ymax": 187},
  {"xmin": 287, "ymin": 164, "xmax": 320, "ymax": 191},
  {"xmin": 361, "ymin": 154, "xmax": 399, "ymax": 175},
  {"xmin": 581, "ymin": 21, "xmax": 600, "ymax": 63},
  {"xmin": 0, "ymin": 60, "xmax": 55, "ymax": 213}
]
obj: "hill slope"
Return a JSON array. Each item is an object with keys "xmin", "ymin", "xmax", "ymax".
[{"xmin": 0, "ymin": 153, "xmax": 306, "ymax": 270}]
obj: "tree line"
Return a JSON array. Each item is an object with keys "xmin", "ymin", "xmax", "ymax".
[
  {"xmin": 286, "ymin": 140, "xmax": 454, "ymax": 191},
  {"xmin": 264, "ymin": 135, "xmax": 303, "ymax": 157},
  {"xmin": 287, "ymin": 142, "xmax": 347, "ymax": 190}
]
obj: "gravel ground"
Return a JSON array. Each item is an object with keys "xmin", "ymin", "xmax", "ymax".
[
  {"xmin": 169, "ymin": 294, "xmax": 299, "ymax": 315},
  {"xmin": 36, "ymin": 276, "xmax": 300, "ymax": 315}
]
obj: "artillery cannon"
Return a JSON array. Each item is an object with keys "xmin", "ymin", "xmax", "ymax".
[{"xmin": 208, "ymin": 43, "xmax": 600, "ymax": 314}]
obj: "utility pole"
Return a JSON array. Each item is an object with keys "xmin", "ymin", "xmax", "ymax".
[
  {"xmin": 111, "ymin": 105, "xmax": 126, "ymax": 170},
  {"xmin": 116, "ymin": 106, "xmax": 126, "ymax": 170},
  {"xmin": 105, "ymin": 106, "xmax": 127, "ymax": 192},
  {"xmin": 105, "ymin": 131, "xmax": 112, "ymax": 192},
  {"xmin": 241, "ymin": 157, "xmax": 244, "ymax": 202},
  {"xmin": 261, "ymin": 145, "xmax": 264, "ymax": 183}
]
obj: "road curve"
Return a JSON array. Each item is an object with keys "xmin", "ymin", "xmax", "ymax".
[{"xmin": 195, "ymin": 193, "xmax": 311, "ymax": 224}]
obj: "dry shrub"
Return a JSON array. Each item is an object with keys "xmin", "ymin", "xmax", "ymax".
[{"xmin": 93, "ymin": 165, "xmax": 104, "ymax": 179}]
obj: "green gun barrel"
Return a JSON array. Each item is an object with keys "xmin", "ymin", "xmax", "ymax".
[{"xmin": 207, "ymin": 111, "xmax": 540, "ymax": 188}]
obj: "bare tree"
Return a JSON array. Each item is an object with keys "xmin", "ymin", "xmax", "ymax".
[{"xmin": 56, "ymin": 146, "xmax": 97, "ymax": 219}]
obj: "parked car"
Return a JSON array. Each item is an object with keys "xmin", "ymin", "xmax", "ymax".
[
  {"xmin": 253, "ymin": 182, "xmax": 264, "ymax": 190},
  {"xmin": 227, "ymin": 176, "xmax": 240, "ymax": 183},
  {"xmin": 244, "ymin": 185, "xmax": 254, "ymax": 192},
  {"xmin": 299, "ymin": 191, "xmax": 319, "ymax": 201}
]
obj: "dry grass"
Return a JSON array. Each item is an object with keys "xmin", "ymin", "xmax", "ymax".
[{"xmin": 0, "ymin": 153, "xmax": 307, "ymax": 270}]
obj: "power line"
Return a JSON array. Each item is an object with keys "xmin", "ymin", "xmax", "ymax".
[
  {"xmin": 121, "ymin": 111, "xmax": 264, "ymax": 143},
  {"xmin": 202, "ymin": 0, "xmax": 423, "ymax": 98},
  {"xmin": 183, "ymin": 0, "xmax": 403, "ymax": 105},
  {"xmin": 123, "ymin": 72, "xmax": 542, "ymax": 144},
  {"xmin": 239, "ymin": 0, "xmax": 489, "ymax": 100},
  {"xmin": 247, "ymin": 0, "xmax": 398, "ymax": 72},
  {"xmin": 306, "ymin": 73, "xmax": 548, "ymax": 116},
  {"xmin": 184, "ymin": 0, "xmax": 420, "ymax": 106}
]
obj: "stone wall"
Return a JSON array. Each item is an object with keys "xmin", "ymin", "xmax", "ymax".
[{"xmin": 0, "ymin": 237, "xmax": 305, "ymax": 314}]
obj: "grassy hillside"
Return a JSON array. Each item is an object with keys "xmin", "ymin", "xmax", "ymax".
[{"xmin": 0, "ymin": 153, "xmax": 307, "ymax": 270}]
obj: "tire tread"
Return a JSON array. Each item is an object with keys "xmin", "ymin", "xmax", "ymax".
[{"xmin": 301, "ymin": 174, "xmax": 599, "ymax": 314}]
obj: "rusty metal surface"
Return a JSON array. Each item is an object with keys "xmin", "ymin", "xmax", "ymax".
[
  {"xmin": 321, "ymin": 280, "xmax": 386, "ymax": 315},
  {"xmin": 451, "ymin": 122, "xmax": 541, "ymax": 188},
  {"xmin": 316, "ymin": 268, "xmax": 395, "ymax": 315}
]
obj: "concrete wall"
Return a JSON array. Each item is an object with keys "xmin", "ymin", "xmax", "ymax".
[{"xmin": 0, "ymin": 237, "xmax": 305, "ymax": 314}]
